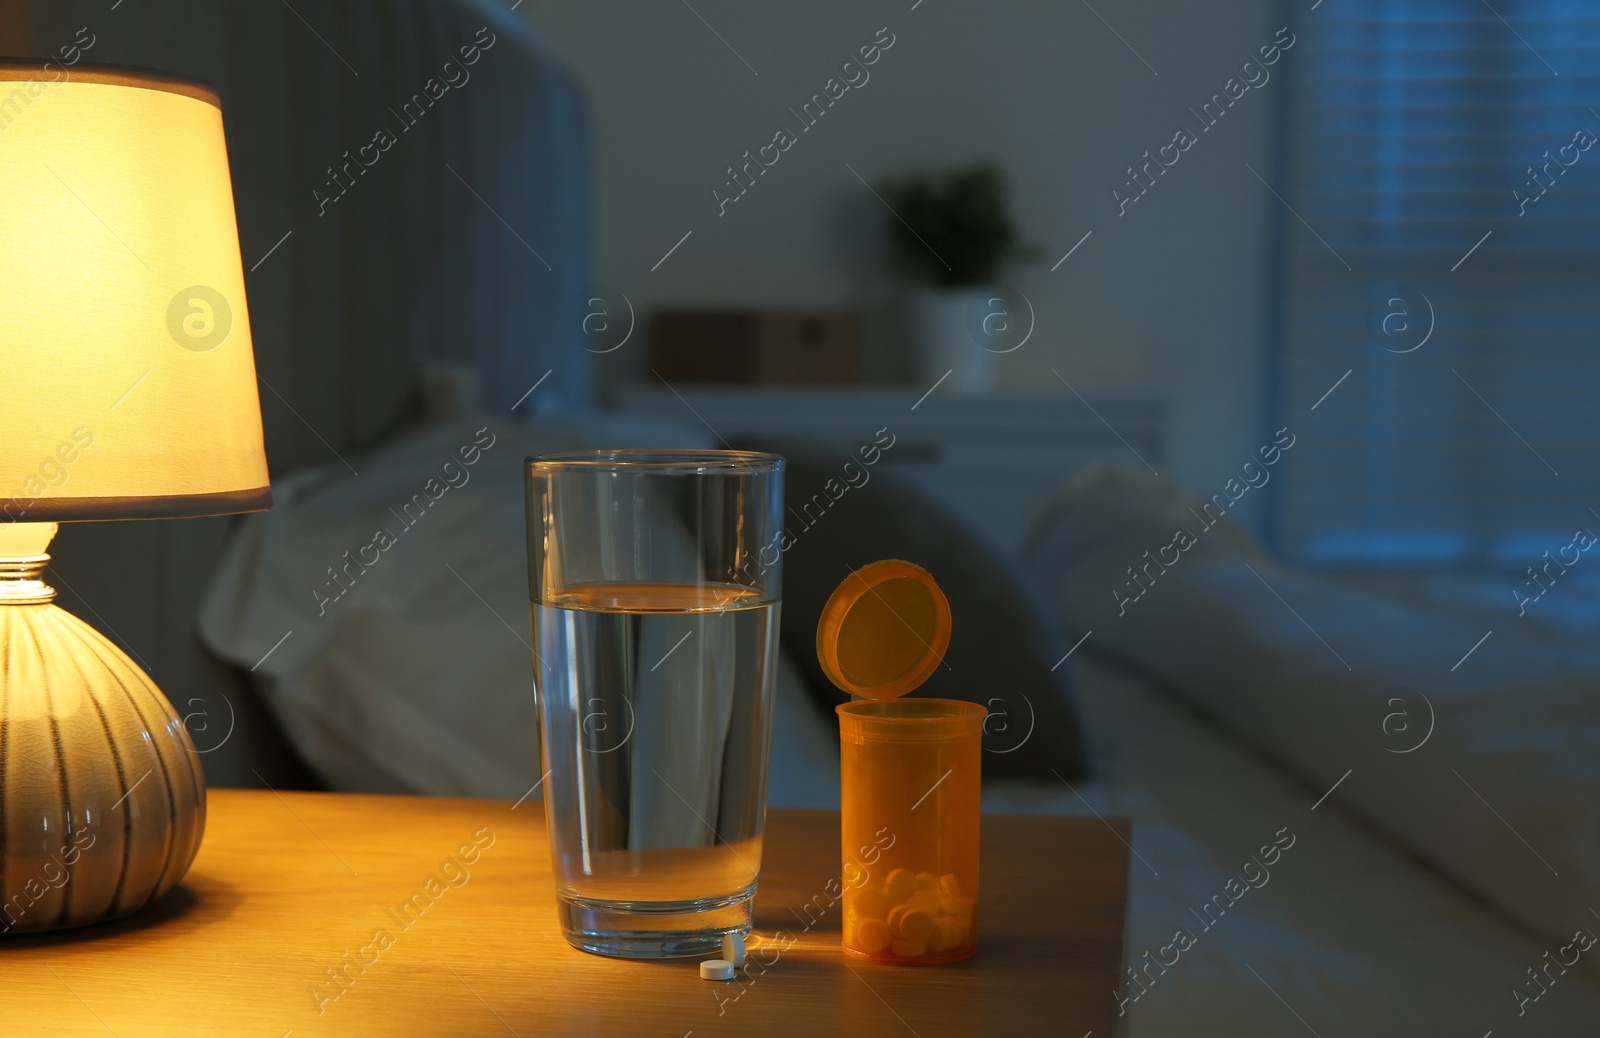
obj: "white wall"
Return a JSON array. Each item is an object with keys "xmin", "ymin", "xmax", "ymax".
[{"xmin": 518, "ymin": 0, "xmax": 1284, "ymax": 508}]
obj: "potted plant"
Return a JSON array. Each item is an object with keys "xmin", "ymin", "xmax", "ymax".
[{"xmin": 880, "ymin": 161, "xmax": 1035, "ymax": 391}]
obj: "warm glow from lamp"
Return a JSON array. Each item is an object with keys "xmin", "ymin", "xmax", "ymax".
[
  {"xmin": 0, "ymin": 62, "xmax": 271, "ymax": 935},
  {"xmin": 0, "ymin": 66, "xmax": 269, "ymax": 519}
]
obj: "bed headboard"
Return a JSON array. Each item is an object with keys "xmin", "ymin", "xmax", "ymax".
[{"xmin": 0, "ymin": 0, "xmax": 593, "ymax": 785}]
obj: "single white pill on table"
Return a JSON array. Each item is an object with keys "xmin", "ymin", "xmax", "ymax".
[
  {"xmin": 721, "ymin": 932, "xmax": 747, "ymax": 967},
  {"xmin": 700, "ymin": 959, "xmax": 736, "ymax": 981}
]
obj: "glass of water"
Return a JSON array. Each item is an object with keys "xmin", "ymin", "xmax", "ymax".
[{"xmin": 524, "ymin": 450, "xmax": 784, "ymax": 958}]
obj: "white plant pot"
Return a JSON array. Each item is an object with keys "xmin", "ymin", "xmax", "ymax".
[{"xmin": 908, "ymin": 287, "xmax": 996, "ymax": 393}]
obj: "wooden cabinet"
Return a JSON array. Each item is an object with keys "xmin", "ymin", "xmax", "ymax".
[{"xmin": 614, "ymin": 386, "xmax": 1167, "ymax": 557}]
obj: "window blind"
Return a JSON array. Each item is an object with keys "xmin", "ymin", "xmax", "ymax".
[{"xmin": 1275, "ymin": 0, "xmax": 1600, "ymax": 568}]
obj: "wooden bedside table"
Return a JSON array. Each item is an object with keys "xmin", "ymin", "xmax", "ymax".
[{"xmin": 1, "ymin": 789, "xmax": 1130, "ymax": 1036}]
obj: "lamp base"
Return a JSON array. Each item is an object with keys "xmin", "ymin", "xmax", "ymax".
[{"xmin": 0, "ymin": 522, "xmax": 205, "ymax": 934}]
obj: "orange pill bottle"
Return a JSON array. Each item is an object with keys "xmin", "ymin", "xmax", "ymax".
[{"xmin": 817, "ymin": 560, "xmax": 984, "ymax": 965}]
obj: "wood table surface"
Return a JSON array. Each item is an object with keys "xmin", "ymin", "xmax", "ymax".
[{"xmin": 0, "ymin": 789, "xmax": 1129, "ymax": 1037}]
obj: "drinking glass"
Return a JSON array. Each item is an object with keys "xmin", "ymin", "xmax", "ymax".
[{"xmin": 524, "ymin": 450, "xmax": 784, "ymax": 958}]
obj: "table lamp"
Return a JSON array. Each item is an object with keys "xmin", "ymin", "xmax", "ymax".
[{"xmin": 0, "ymin": 61, "xmax": 270, "ymax": 933}]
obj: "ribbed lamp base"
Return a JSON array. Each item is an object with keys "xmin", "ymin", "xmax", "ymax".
[{"xmin": 0, "ymin": 523, "xmax": 205, "ymax": 935}]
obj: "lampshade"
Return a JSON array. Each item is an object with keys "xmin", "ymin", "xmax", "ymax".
[{"xmin": 0, "ymin": 62, "xmax": 270, "ymax": 521}]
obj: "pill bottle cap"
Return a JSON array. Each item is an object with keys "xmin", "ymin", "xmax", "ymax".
[{"xmin": 815, "ymin": 559, "xmax": 951, "ymax": 700}]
